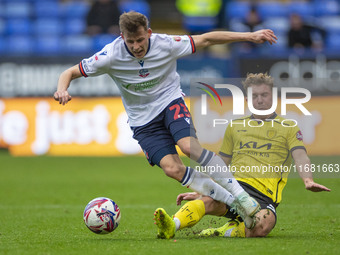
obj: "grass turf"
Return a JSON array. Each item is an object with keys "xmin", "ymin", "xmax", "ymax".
[{"xmin": 0, "ymin": 151, "xmax": 339, "ymax": 255}]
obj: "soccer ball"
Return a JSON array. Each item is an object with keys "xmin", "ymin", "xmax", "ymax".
[{"xmin": 83, "ymin": 197, "xmax": 121, "ymax": 234}]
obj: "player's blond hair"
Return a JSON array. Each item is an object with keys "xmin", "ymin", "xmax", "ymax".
[
  {"xmin": 119, "ymin": 11, "xmax": 149, "ymax": 34},
  {"xmin": 242, "ymin": 73, "xmax": 274, "ymax": 93}
]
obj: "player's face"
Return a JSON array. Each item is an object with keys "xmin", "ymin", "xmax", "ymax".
[
  {"xmin": 121, "ymin": 27, "xmax": 152, "ymax": 59},
  {"xmin": 248, "ymin": 83, "xmax": 273, "ymax": 111}
]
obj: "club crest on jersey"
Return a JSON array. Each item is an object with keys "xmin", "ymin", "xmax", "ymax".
[
  {"xmin": 139, "ymin": 68, "xmax": 150, "ymax": 78},
  {"xmin": 296, "ymin": 130, "xmax": 303, "ymax": 141},
  {"xmin": 266, "ymin": 129, "xmax": 277, "ymax": 139},
  {"xmin": 173, "ymin": 36, "xmax": 182, "ymax": 42}
]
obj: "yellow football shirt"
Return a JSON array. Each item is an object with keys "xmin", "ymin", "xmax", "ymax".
[{"xmin": 219, "ymin": 113, "xmax": 305, "ymax": 204}]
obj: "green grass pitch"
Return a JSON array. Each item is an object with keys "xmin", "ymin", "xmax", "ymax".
[{"xmin": 0, "ymin": 151, "xmax": 339, "ymax": 255}]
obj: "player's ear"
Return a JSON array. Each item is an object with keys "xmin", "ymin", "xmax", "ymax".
[
  {"xmin": 120, "ymin": 32, "xmax": 124, "ymax": 39},
  {"xmin": 147, "ymin": 28, "xmax": 152, "ymax": 38}
]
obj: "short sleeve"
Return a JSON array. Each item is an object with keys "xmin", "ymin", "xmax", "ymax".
[
  {"xmin": 79, "ymin": 47, "xmax": 111, "ymax": 78},
  {"xmin": 287, "ymin": 125, "xmax": 306, "ymax": 152},
  {"xmin": 169, "ymin": 35, "xmax": 196, "ymax": 59},
  {"xmin": 219, "ymin": 124, "xmax": 233, "ymax": 157}
]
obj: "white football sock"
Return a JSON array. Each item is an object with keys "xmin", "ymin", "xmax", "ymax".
[
  {"xmin": 181, "ymin": 167, "xmax": 235, "ymax": 206},
  {"xmin": 197, "ymin": 149, "xmax": 244, "ymax": 197}
]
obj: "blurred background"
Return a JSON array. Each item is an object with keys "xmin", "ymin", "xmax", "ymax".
[{"xmin": 0, "ymin": 0, "xmax": 340, "ymax": 156}]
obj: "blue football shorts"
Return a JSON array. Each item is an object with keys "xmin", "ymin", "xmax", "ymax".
[{"xmin": 131, "ymin": 97, "xmax": 197, "ymax": 167}]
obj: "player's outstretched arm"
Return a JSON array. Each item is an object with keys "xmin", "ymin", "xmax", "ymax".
[
  {"xmin": 192, "ymin": 29, "xmax": 277, "ymax": 50},
  {"xmin": 292, "ymin": 149, "xmax": 331, "ymax": 192},
  {"xmin": 54, "ymin": 64, "xmax": 82, "ymax": 105}
]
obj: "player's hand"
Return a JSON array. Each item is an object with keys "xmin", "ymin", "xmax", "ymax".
[
  {"xmin": 53, "ymin": 91, "xmax": 72, "ymax": 105},
  {"xmin": 305, "ymin": 181, "xmax": 331, "ymax": 192},
  {"xmin": 251, "ymin": 29, "xmax": 278, "ymax": 45},
  {"xmin": 176, "ymin": 192, "xmax": 201, "ymax": 205}
]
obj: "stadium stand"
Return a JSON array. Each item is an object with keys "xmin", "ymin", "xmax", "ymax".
[{"xmin": 0, "ymin": 0, "xmax": 340, "ymax": 55}]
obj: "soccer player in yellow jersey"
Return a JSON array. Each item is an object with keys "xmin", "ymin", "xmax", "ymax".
[{"xmin": 154, "ymin": 73, "xmax": 331, "ymax": 238}]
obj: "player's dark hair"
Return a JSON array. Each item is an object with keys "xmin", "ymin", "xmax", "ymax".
[
  {"xmin": 242, "ymin": 72, "xmax": 274, "ymax": 94},
  {"xmin": 119, "ymin": 11, "xmax": 149, "ymax": 34}
]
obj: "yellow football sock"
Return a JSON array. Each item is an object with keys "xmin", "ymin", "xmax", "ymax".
[{"xmin": 174, "ymin": 200, "xmax": 205, "ymax": 230}]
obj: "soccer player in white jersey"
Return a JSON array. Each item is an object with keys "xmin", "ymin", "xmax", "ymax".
[{"xmin": 54, "ymin": 11, "xmax": 278, "ymax": 237}]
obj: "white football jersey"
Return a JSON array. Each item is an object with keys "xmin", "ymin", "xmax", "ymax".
[{"xmin": 79, "ymin": 33, "xmax": 196, "ymax": 126}]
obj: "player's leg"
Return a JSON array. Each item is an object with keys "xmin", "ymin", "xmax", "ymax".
[
  {"xmin": 154, "ymin": 195, "xmax": 227, "ymax": 239},
  {"xmin": 165, "ymin": 98, "xmax": 259, "ymax": 228},
  {"xmin": 177, "ymin": 136, "xmax": 260, "ymax": 228},
  {"xmin": 159, "ymin": 154, "xmax": 233, "ymax": 205}
]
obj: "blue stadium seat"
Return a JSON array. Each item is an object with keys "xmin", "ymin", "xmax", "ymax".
[
  {"xmin": 119, "ymin": 0, "xmax": 150, "ymax": 17},
  {"xmin": 289, "ymin": 2, "xmax": 314, "ymax": 18},
  {"xmin": 225, "ymin": 1, "xmax": 251, "ymax": 20},
  {"xmin": 6, "ymin": 19, "xmax": 32, "ymax": 35},
  {"xmin": 5, "ymin": 2, "xmax": 32, "ymax": 19},
  {"xmin": 93, "ymin": 34, "xmax": 118, "ymax": 51},
  {"xmin": 326, "ymin": 32, "xmax": 340, "ymax": 49},
  {"xmin": 182, "ymin": 16, "xmax": 218, "ymax": 33},
  {"xmin": 0, "ymin": 4, "xmax": 4, "ymax": 18},
  {"xmin": 34, "ymin": 1, "xmax": 62, "ymax": 18},
  {"xmin": 0, "ymin": 37, "xmax": 5, "ymax": 54},
  {"xmin": 34, "ymin": 19, "xmax": 63, "ymax": 36},
  {"xmin": 61, "ymin": 1, "xmax": 90, "ymax": 19},
  {"xmin": 61, "ymin": 35, "xmax": 93, "ymax": 55},
  {"xmin": 64, "ymin": 19, "xmax": 86, "ymax": 35},
  {"xmin": 257, "ymin": 2, "xmax": 289, "ymax": 19},
  {"xmin": 35, "ymin": 35, "xmax": 61, "ymax": 55},
  {"xmin": 228, "ymin": 18, "xmax": 250, "ymax": 32},
  {"xmin": 314, "ymin": 0, "xmax": 340, "ymax": 16},
  {"xmin": 0, "ymin": 19, "xmax": 6, "ymax": 35},
  {"xmin": 262, "ymin": 17, "xmax": 290, "ymax": 34},
  {"xmin": 319, "ymin": 16, "xmax": 340, "ymax": 33},
  {"xmin": 6, "ymin": 35, "xmax": 34, "ymax": 55}
]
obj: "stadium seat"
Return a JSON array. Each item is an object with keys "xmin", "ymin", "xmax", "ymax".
[
  {"xmin": 0, "ymin": 36, "xmax": 5, "ymax": 54},
  {"xmin": 34, "ymin": 1, "xmax": 62, "ymax": 18},
  {"xmin": 119, "ymin": 0, "xmax": 150, "ymax": 17},
  {"xmin": 326, "ymin": 32, "xmax": 340, "ymax": 49},
  {"xmin": 6, "ymin": 35, "xmax": 34, "ymax": 55},
  {"xmin": 314, "ymin": 0, "xmax": 340, "ymax": 16},
  {"xmin": 262, "ymin": 17, "xmax": 290, "ymax": 34},
  {"xmin": 225, "ymin": 1, "xmax": 251, "ymax": 20},
  {"xmin": 61, "ymin": 1, "xmax": 90, "ymax": 19},
  {"xmin": 6, "ymin": 19, "xmax": 32, "ymax": 35},
  {"xmin": 64, "ymin": 19, "xmax": 86, "ymax": 35},
  {"xmin": 182, "ymin": 16, "xmax": 218, "ymax": 33},
  {"xmin": 35, "ymin": 35, "xmax": 61, "ymax": 55},
  {"xmin": 289, "ymin": 2, "xmax": 314, "ymax": 18},
  {"xmin": 0, "ymin": 4, "xmax": 3, "ymax": 19},
  {"xmin": 34, "ymin": 19, "xmax": 63, "ymax": 36},
  {"xmin": 93, "ymin": 34, "xmax": 118, "ymax": 51},
  {"xmin": 257, "ymin": 2, "xmax": 289, "ymax": 19},
  {"xmin": 0, "ymin": 19, "xmax": 6, "ymax": 35},
  {"xmin": 4, "ymin": 2, "xmax": 32, "ymax": 19},
  {"xmin": 61, "ymin": 35, "xmax": 93, "ymax": 55},
  {"xmin": 319, "ymin": 16, "xmax": 340, "ymax": 33},
  {"xmin": 228, "ymin": 18, "xmax": 250, "ymax": 32}
]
